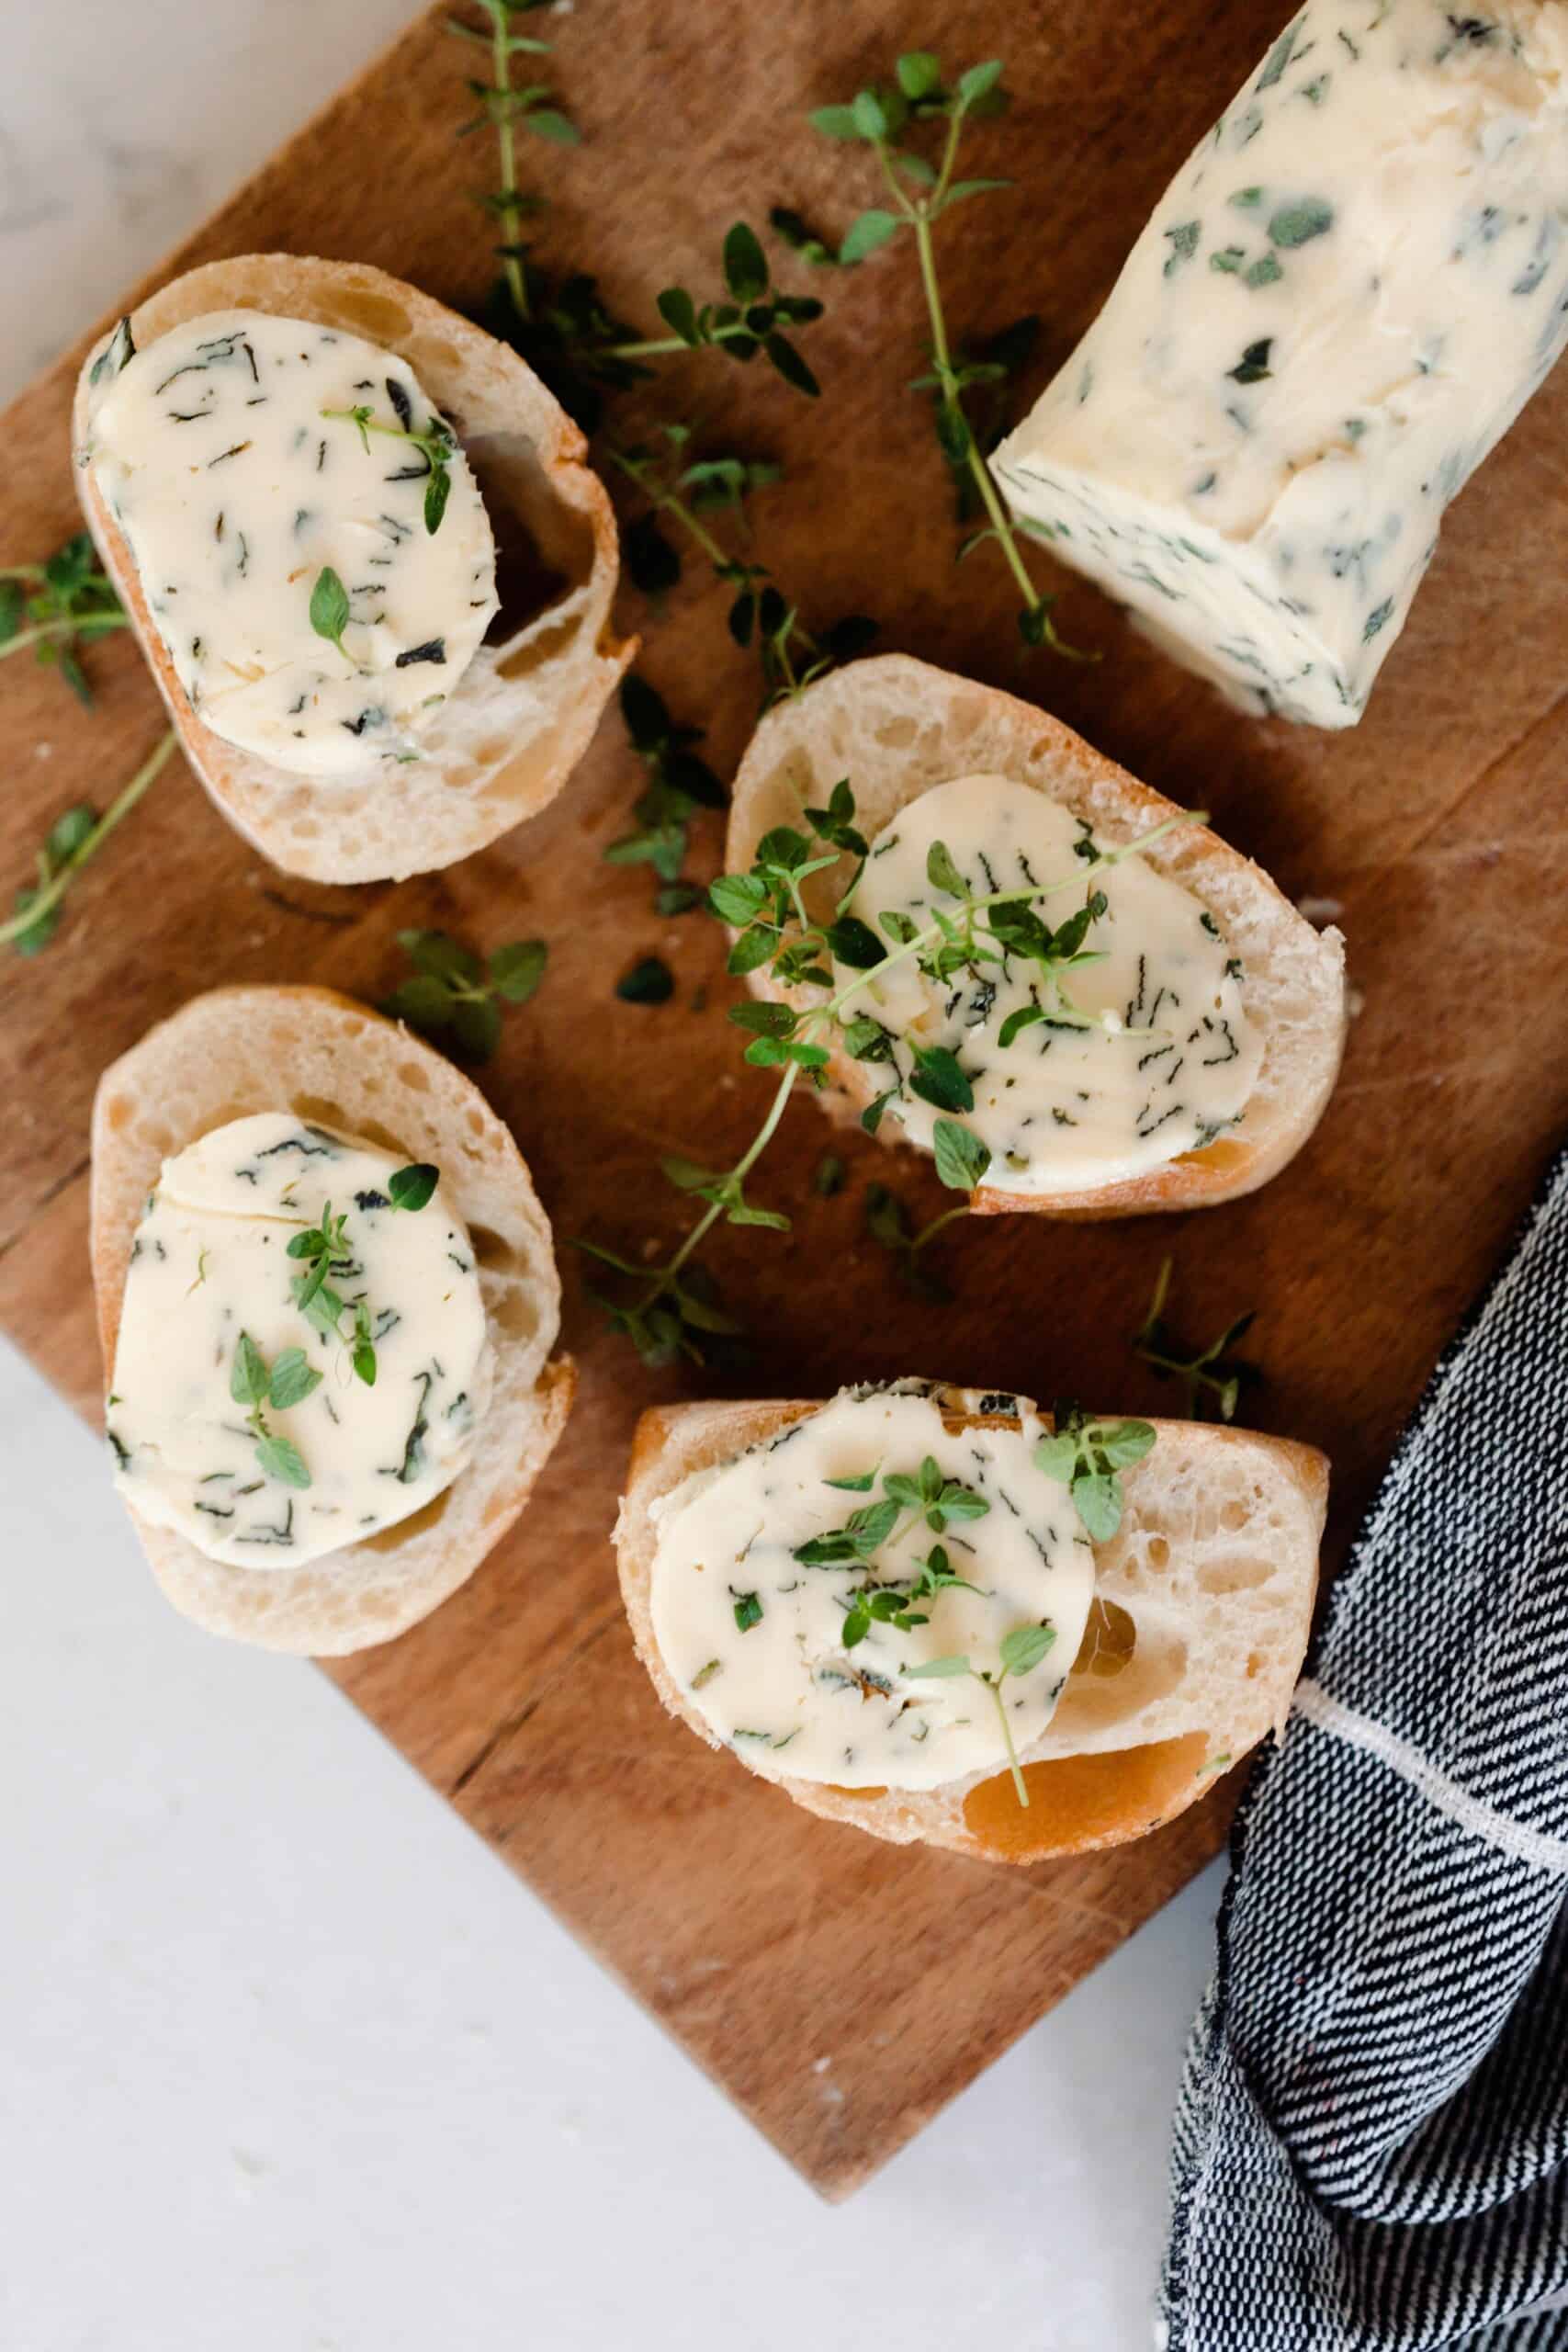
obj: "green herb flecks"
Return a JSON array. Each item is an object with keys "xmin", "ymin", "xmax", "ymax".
[
  {"xmin": 231, "ymin": 1331, "xmax": 320, "ymax": 1489},
  {"xmin": 907, "ymin": 1621, "xmax": 1056, "ymax": 1805},
  {"xmin": 383, "ymin": 928, "xmax": 547, "ymax": 1062},
  {"xmin": 2, "ymin": 729, "xmax": 179, "ymax": 957},
  {"xmin": 1132, "ymin": 1256, "xmax": 1259, "ymax": 1421},
  {"xmin": 809, "ymin": 54, "xmax": 1092, "ymax": 660},
  {"xmin": 0, "ymin": 533, "xmax": 129, "ymax": 705},
  {"xmin": 583, "ymin": 782, "xmax": 1201, "ymax": 1363},
  {"xmin": 319, "ymin": 403, "xmax": 458, "ymax": 534},
  {"xmin": 1033, "ymin": 1405, "xmax": 1156, "ymax": 1543}
]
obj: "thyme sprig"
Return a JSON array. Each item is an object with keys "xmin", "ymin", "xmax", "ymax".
[
  {"xmin": 383, "ymin": 928, "xmax": 547, "ymax": 1062},
  {"xmin": 287, "ymin": 1162, "xmax": 439, "ymax": 1387},
  {"xmin": 600, "ymin": 223, "xmax": 824, "ymax": 396},
  {"xmin": 907, "ymin": 1622, "xmax": 1056, "ymax": 1805},
  {"xmin": 608, "ymin": 432, "xmax": 875, "ymax": 709},
  {"xmin": 1133, "ymin": 1257, "xmax": 1260, "ymax": 1421},
  {"xmin": 448, "ymin": 0, "xmax": 578, "ymax": 327},
  {"xmin": 320, "ymin": 402, "xmax": 457, "ymax": 534},
  {"xmin": 609, "ymin": 425, "xmax": 778, "ymax": 602},
  {"xmin": 582, "ymin": 781, "xmax": 1199, "ymax": 1363},
  {"xmin": 231, "ymin": 1333, "xmax": 318, "ymax": 1489},
  {"xmin": 790, "ymin": 1456, "xmax": 989, "ymax": 1647},
  {"xmin": 810, "ymin": 53, "xmax": 1091, "ymax": 659},
  {"xmin": 2, "ymin": 729, "xmax": 178, "ymax": 958},
  {"xmin": 605, "ymin": 673, "xmax": 725, "ymax": 910},
  {"xmin": 1034, "ymin": 1405, "xmax": 1156, "ymax": 1542},
  {"xmin": 0, "ymin": 533, "xmax": 129, "ymax": 705}
]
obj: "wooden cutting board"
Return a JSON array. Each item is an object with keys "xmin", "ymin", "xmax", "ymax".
[{"xmin": 3, "ymin": 0, "xmax": 1565, "ymax": 2199}]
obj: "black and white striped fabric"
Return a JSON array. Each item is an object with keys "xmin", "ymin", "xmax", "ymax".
[{"xmin": 1159, "ymin": 1140, "xmax": 1568, "ymax": 2351}]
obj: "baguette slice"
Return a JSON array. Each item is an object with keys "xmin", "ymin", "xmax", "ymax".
[
  {"xmin": 91, "ymin": 985, "xmax": 574, "ymax": 1655},
  {"xmin": 615, "ymin": 1394, "xmax": 1325, "ymax": 1863},
  {"xmin": 727, "ymin": 653, "xmax": 1347, "ymax": 1216},
  {"xmin": 73, "ymin": 254, "xmax": 632, "ymax": 885}
]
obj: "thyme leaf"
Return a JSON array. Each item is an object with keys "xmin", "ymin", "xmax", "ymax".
[{"xmin": 383, "ymin": 927, "xmax": 547, "ymax": 1063}]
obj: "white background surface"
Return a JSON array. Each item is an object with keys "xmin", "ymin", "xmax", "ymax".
[{"xmin": 0, "ymin": 6, "xmax": 1224, "ymax": 2346}]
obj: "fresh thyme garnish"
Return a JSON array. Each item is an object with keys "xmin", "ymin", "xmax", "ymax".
[
  {"xmin": 791, "ymin": 1456, "xmax": 989, "ymax": 1648},
  {"xmin": 809, "ymin": 54, "xmax": 1092, "ymax": 659},
  {"xmin": 320, "ymin": 402, "xmax": 457, "ymax": 534},
  {"xmin": 2, "ymin": 729, "xmax": 179, "ymax": 957},
  {"xmin": 596, "ymin": 222, "xmax": 824, "ymax": 395},
  {"xmin": 612, "ymin": 422, "xmax": 781, "ymax": 601},
  {"xmin": 309, "ymin": 567, "xmax": 352, "ymax": 660},
  {"xmin": 605, "ymin": 673, "xmax": 726, "ymax": 907},
  {"xmin": 383, "ymin": 928, "xmax": 547, "ymax": 1061},
  {"xmin": 907, "ymin": 1621, "xmax": 1056, "ymax": 1805},
  {"xmin": 0, "ymin": 533, "xmax": 129, "ymax": 705},
  {"xmin": 841, "ymin": 1545, "xmax": 984, "ymax": 1650},
  {"xmin": 863, "ymin": 1182, "xmax": 967, "ymax": 1304},
  {"xmin": 231, "ymin": 1332, "xmax": 319, "ymax": 1489},
  {"xmin": 795, "ymin": 1453, "xmax": 991, "ymax": 1564},
  {"xmin": 1034, "ymin": 1405, "xmax": 1156, "ymax": 1542},
  {"xmin": 448, "ymin": 0, "xmax": 578, "ymax": 329},
  {"xmin": 1133, "ymin": 1257, "xmax": 1260, "ymax": 1421},
  {"xmin": 286, "ymin": 1163, "xmax": 439, "ymax": 1388},
  {"xmin": 606, "ymin": 429, "xmax": 875, "ymax": 710},
  {"xmin": 582, "ymin": 781, "xmax": 1200, "ymax": 1363}
]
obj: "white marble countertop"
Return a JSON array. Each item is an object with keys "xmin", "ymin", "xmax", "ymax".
[{"xmin": 0, "ymin": 6, "xmax": 1223, "ymax": 2346}]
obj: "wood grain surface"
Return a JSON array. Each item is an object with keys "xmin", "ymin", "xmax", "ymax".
[{"xmin": 2, "ymin": 0, "xmax": 1564, "ymax": 2198}]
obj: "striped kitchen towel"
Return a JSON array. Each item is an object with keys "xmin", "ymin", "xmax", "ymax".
[{"xmin": 1160, "ymin": 1141, "xmax": 1568, "ymax": 2350}]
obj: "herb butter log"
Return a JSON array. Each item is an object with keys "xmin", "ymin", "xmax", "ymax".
[
  {"xmin": 73, "ymin": 255, "xmax": 631, "ymax": 881},
  {"xmin": 91, "ymin": 987, "xmax": 574, "ymax": 1653},
  {"xmin": 991, "ymin": 0, "xmax": 1568, "ymax": 726},
  {"xmin": 615, "ymin": 1383, "xmax": 1326, "ymax": 1863},
  {"xmin": 725, "ymin": 656, "xmax": 1346, "ymax": 1215}
]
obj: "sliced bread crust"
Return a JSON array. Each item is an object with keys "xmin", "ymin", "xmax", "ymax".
[
  {"xmin": 73, "ymin": 254, "xmax": 633, "ymax": 885},
  {"xmin": 91, "ymin": 985, "xmax": 574, "ymax": 1655},
  {"xmin": 726, "ymin": 654, "xmax": 1347, "ymax": 1216},
  {"xmin": 615, "ymin": 1392, "xmax": 1326, "ymax": 1863}
]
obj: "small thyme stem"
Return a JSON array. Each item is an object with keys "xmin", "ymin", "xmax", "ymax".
[
  {"xmin": 491, "ymin": 5, "xmax": 529, "ymax": 323},
  {"xmin": 0, "ymin": 616, "xmax": 129, "ymax": 662},
  {"xmin": 872, "ymin": 116, "xmax": 1092, "ymax": 662},
  {"xmin": 985, "ymin": 1671, "xmax": 1030, "ymax": 1807},
  {"xmin": 909, "ymin": 1202, "xmax": 970, "ymax": 1257},
  {"xmin": 0, "ymin": 728, "xmax": 178, "ymax": 951},
  {"xmin": 605, "ymin": 447, "xmax": 731, "ymax": 570}
]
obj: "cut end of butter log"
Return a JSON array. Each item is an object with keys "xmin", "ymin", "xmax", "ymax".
[
  {"xmin": 991, "ymin": 0, "xmax": 1568, "ymax": 727},
  {"xmin": 82, "ymin": 310, "xmax": 499, "ymax": 776},
  {"xmin": 107, "ymin": 1114, "xmax": 492, "ymax": 1569}
]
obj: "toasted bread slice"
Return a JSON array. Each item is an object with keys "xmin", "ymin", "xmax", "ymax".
[
  {"xmin": 726, "ymin": 654, "xmax": 1346, "ymax": 1216},
  {"xmin": 91, "ymin": 985, "xmax": 574, "ymax": 1654},
  {"xmin": 73, "ymin": 254, "xmax": 632, "ymax": 885},
  {"xmin": 615, "ymin": 1393, "xmax": 1325, "ymax": 1863}
]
